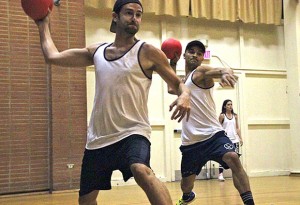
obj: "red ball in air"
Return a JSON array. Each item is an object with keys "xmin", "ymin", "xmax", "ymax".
[
  {"xmin": 21, "ymin": 0, "xmax": 53, "ymax": 21},
  {"xmin": 161, "ymin": 38, "xmax": 182, "ymax": 60}
]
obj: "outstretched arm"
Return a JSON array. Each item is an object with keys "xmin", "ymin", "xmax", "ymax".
[
  {"xmin": 140, "ymin": 44, "xmax": 190, "ymax": 122},
  {"xmin": 193, "ymin": 65, "xmax": 237, "ymax": 88},
  {"xmin": 35, "ymin": 15, "xmax": 94, "ymax": 67}
]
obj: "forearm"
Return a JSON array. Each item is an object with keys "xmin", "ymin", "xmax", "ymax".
[
  {"xmin": 177, "ymin": 82, "xmax": 190, "ymax": 98},
  {"xmin": 37, "ymin": 21, "xmax": 59, "ymax": 64},
  {"xmin": 168, "ymin": 61, "xmax": 178, "ymax": 95},
  {"xmin": 199, "ymin": 66, "xmax": 236, "ymax": 87},
  {"xmin": 203, "ymin": 66, "xmax": 232, "ymax": 79},
  {"xmin": 170, "ymin": 60, "xmax": 177, "ymax": 72},
  {"xmin": 237, "ymin": 129, "xmax": 242, "ymax": 139}
]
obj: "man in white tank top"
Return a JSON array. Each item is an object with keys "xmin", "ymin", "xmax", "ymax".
[
  {"xmin": 35, "ymin": 0, "xmax": 191, "ymax": 204},
  {"xmin": 169, "ymin": 40, "xmax": 255, "ymax": 205}
]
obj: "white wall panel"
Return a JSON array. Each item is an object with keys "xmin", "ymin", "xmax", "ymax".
[
  {"xmin": 150, "ymin": 127, "xmax": 168, "ymax": 179},
  {"xmin": 244, "ymin": 73, "xmax": 290, "ymax": 176},
  {"xmin": 242, "ymin": 24, "xmax": 285, "ymax": 71},
  {"xmin": 247, "ymin": 125, "xmax": 290, "ymax": 176},
  {"xmin": 245, "ymin": 73, "xmax": 288, "ymax": 120}
]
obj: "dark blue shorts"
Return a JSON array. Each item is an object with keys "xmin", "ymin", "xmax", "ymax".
[
  {"xmin": 180, "ymin": 131, "xmax": 235, "ymax": 177},
  {"xmin": 79, "ymin": 134, "xmax": 151, "ymax": 196}
]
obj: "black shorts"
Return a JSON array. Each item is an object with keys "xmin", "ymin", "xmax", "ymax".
[
  {"xmin": 79, "ymin": 134, "xmax": 151, "ymax": 196},
  {"xmin": 180, "ymin": 131, "xmax": 235, "ymax": 177}
]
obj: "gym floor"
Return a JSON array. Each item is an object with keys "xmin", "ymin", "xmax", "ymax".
[{"xmin": 0, "ymin": 176, "xmax": 299, "ymax": 205}]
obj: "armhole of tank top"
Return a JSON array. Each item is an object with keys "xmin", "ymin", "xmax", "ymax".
[
  {"xmin": 138, "ymin": 42, "xmax": 152, "ymax": 80},
  {"xmin": 190, "ymin": 70, "xmax": 214, "ymax": 90},
  {"xmin": 191, "ymin": 76, "xmax": 214, "ymax": 90},
  {"xmin": 189, "ymin": 70, "xmax": 197, "ymax": 86},
  {"xmin": 92, "ymin": 43, "xmax": 108, "ymax": 58},
  {"xmin": 190, "ymin": 71, "xmax": 200, "ymax": 88}
]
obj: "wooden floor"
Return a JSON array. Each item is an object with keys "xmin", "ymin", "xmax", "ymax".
[{"xmin": 0, "ymin": 176, "xmax": 299, "ymax": 205}]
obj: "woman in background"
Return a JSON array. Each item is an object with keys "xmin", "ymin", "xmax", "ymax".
[{"xmin": 218, "ymin": 99, "xmax": 243, "ymax": 181}]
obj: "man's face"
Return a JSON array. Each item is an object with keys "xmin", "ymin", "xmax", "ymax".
[
  {"xmin": 184, "ymin": 46, "xmax": 204, "ymax": 67},
  {"xmin": 115, "ymin": 3, "xmax": 143, "ymax": 35}
]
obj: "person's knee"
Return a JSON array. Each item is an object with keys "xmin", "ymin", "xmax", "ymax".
[
  {"xmin": 131, "ymin": 163, "xmax": 153, "ymax": 183},
  {"xmin": 78, "ymin": 190, "xmax": 99, "ymax": 205},
  {"xmin": 223, "ymin": 152, "xmax": 240, "ymax": 167}
]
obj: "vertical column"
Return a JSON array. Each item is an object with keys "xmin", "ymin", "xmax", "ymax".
[{"xmin": 284, "ymin": 0, "xmax": 300, "ymax": 173}]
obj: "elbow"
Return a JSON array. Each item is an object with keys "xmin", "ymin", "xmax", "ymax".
[
  {"xmin": 168, "ymin": 90, "xmax": 176, "ymax": 95},
  {"xmin": 41, "ymin": 51, "xmax": 54, "ymax": 64},
  {"xmin": 43, "ymin": 54, "xmax": 58, "ymax": 65},
  {"xmin": 168, "ymin": 88, "xmax": 177, "ymax": 95},
  {"xmin": 44, "ymin": 57, "xmax": 52, "ymax": 64}
]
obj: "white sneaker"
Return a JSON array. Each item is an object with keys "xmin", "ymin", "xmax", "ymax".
[{"xmin": 218, "ymin": 174, "xmax": 225, "ymax": 181}]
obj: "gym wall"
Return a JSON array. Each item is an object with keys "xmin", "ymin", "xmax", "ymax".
[{"xmin": 0, "ymin": 0, "xmax": 86, "ymax": 194}]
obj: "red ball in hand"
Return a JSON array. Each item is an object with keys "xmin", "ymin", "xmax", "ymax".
[
  {"xmin": 21, "ymin": 0, "xmax": 53, "ymax": 21},
  {"xmin": 161, "ymin": 38, "xmax": 182, "ymax": 60}
]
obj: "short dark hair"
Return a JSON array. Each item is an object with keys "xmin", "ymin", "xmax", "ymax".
[{"xmin": 185, "ymin": 40, "xmax": 206, "ymax": 53}]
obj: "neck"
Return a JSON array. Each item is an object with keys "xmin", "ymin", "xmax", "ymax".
[
  {"xmin": 185, "ymin": 64, "xmax": 198, "ymax": 76},
  {"xmin": 226, "ymin": 111, "xmax": 232, "ymax": 115},
  {"xmin": 113, "ymin": 33, "xmax": 137, "ymax": 47}
]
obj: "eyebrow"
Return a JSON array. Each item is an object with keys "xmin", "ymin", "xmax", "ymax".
[
  {"xmin": 188, "ymin": 49, "xmax": 204, "ymax": 54},
  {"xmin": 123, "ymin": 8, "xmax": 143, "ymax": 13}
]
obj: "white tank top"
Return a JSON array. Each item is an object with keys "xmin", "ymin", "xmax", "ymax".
[
  {"xmin": 222, "ymin": 114, "xmax": 239, "ymax": 143},
  {"xmin": 86, "ymin": 40, "xmax": 152, "ymax": 149},
  {"xmin": 181, "ymin": 69, "xmax": 224, "ymax": 146}
]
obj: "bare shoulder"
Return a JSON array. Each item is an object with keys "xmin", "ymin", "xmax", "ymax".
[
  {"xmin": 193, "ymin": 65, "xmax": 210, "ymax": 79},
  {"xmin": 87, "ymin": 42, "xmax": 106, "ymax": 56},
  {"xmin": 219, "ymin": 113, "xmax": 225, "ymax": 123},
  {"xmin": 195, "ymin": 65, "xmax": 213, "ymax": 72},
  {"xmin": 219, "ymin": 113, "xmax": 225, "ymax": 119},
  {"xmin": 140, "ymin": 43, "xmax": 168, "ymax": 70},
  {"xmin": 193, "ymin": 65, "xmax": 215, "ymax": 86},
  {"xmin": 141, "ymin": 43, "xmax": 165, "ymax": 59}
]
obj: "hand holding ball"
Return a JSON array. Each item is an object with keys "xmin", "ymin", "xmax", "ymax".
[
  {"xmin": 21, "ymin": 0, "xmax": 53, "ymax": 21},
  {"xmin": 161, "ymin": 38, "xmax": 182, "ymax": 60}
]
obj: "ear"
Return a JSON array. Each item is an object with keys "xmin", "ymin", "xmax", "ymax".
[
  {"xmin": 112, "ymin": 12, "xmax": 118, "ymax": 22},
  {"xmin": 183, "ymin": 53, "xmax": 186, "ymax": 59}
]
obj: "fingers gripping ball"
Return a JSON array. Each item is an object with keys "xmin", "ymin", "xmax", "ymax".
[
  {"xmin": 21, "ymin": 0, "xmax": 53, "ymax": 21},
  {"xmin": 161, "ymin": 38, "xmax": 182, "ymax": 59}
]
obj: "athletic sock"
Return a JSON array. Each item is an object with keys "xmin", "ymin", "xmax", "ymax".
[{"xmin": 240, "ymin": 191, "xmax": 255, "ymax": 205}]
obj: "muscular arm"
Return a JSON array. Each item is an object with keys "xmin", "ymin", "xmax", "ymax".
[
  {"xmin": 193, "ymin": 65, "xmax": 237, "ymax": 88},
  {"xmin": 36, "ymin": 15, "xmax": 94, "ymax": 67},
  {"xmin": 140, "ymin": 43, "xmax": 190, "ymax": 122},
  {"xmin": 167, "ymin": 55, "xmax": 180, "ymax": 95}
]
